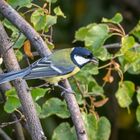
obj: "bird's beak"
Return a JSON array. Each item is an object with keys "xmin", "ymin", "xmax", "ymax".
[{"xmin": 90, "ymin": 57, "xmax": 98, "ymax": 64}]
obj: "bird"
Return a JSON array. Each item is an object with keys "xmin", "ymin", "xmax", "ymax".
[{"xmin": 0, "ymin": 47, "xmax": 98, "ymax": 92}]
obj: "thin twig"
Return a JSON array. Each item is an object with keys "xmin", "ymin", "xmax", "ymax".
[
  {"xmin": 48, "ymin": 1, "xmax": 53, "ymax": 43},
  {"xmin": 0, "ymin": 109, "xmax": 25, "ymax": 128},
  {"xmin": 31, "ymin": 3, "xmax": 41, "ymax": 9},
  {"xmin": 117, "ymin": 24, "xmax": 125, "ymax": 36},
  {"xmin": 104, "ymin": 43, "xmax": 121, "ymax": 49},
  {"xmin": 23, "ymin": 8, "xmax": 37, "ymax": 15},
  {"xmin": 4, "ymin": 32, "xmax": 21, "ymax": 54},
  {"xmin": 72, "ymin": 77, "xmax": 85, "ymax": 98},
  {"xmin": 0, "ymin": 128, "xmax": 12, "ymax": 140},
  {"xmin": 12, "ymin": 113, "xmax": 25, "ymax": 140}
]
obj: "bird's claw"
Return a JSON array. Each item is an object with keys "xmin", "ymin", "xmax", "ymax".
[{"xmin": 61, "ymin": 88, "xmax": 75, "ymax": 96}]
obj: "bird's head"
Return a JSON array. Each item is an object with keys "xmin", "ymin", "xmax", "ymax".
[{"xmin": 71, "ymin": 47, "xmax": 98, "ymax": 68}]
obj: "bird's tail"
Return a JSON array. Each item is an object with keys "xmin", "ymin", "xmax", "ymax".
[{"xmin": 0, "ymin": 68, "xmax": 30, "ymax": 84}]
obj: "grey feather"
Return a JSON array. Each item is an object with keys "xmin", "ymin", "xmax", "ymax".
[
  {"xmin": 0, "ymin": 68, "xmax": 30, "ymax": 84},
  {"xmin": 24, "ymin": 64, "xmax": 74, "ymax": 79},
  {"xmin": 23, "ymin": 56, "xmax": 75, "ymax": 80}
]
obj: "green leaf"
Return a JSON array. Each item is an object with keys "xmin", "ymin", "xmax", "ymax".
[
  {"xmin": 46, "ymin": 0, "xmax": 57, "ymax": 3},
  {"xmin": 7, "ymin": 0, "xmax": 32, "ymax": 8},
  {"xmin": 4, "ymin": 88, "xmax": 21, "ymax": 113},
  {"xmin": 75, "ymin": 26, "xmax": 89, "ymax": 41},
  {"xmin": 127, "ymin": 48, "xmax": 140, "ymax": 74},
  {"xmin": 68, "ymin": 81, "xmax": 84, "ymax": 105},
  {"xmin": 46, "ymin": 15, "xmax": 57, "ymax": 27},
  {"xmin": 31, "ymin": 88, "xmax": 49, "ymax": 101},
  {"xmin": 128, "ymin": 60, "xmax": 140, "ymax": 74},
  {"xmin": 72, "ymin": 60, "xmax": 104, "ymax": 101},
  {"xmin": 137, "ymin": 88, "xmax": 140, "ymax": 104},
  {"xmin": 88, "ymin": 79, "xmax": 104, "ymax": 96},
  {"xmin": 96, "ymin": 117, "xmax": 111, "ymax": 140},
  {"xmin": 97, "ymin": 117, "xmax": 111, "ymax": 140},
  {"xmin": 52, "ymin": 123, "xmax": 76, "ymax": 140},
  {"xmin": 45, "ymin": 39, "xmax": 55, "ymax": 50},
  {"xmin": 3, "ymin": 20, "xmax": 26, "ymax": 49},
  {"xmin": 82, "ymin": 113, "xmax": 97, "ymax": 140},
  {"xmin": 40, "ymin": 98, "xmax": 70, "ymax": 118},
  {"xmin": 82, "ymin": 113, "xmax": 111, "ymax": 140},
  {"xmin": 130, "ymin": 20, "xmax": 140, "ymax": 41},
  {"xmin": 13, "ymin": 34, "xmax": 26, "ymax": 49},
  {"xmin": 75, "ymin": 23, "xmax": 109, "ymax": 47},
  {"xmin": 89, "ymin": 45, "xmax": 113, "ymax": 61},
  {"xmin": 15, "ymin": 50, "xmax": 23, "ymax": 61},
  {"xmin": 118, "ymin": 56, "xmax": 130, "ymax": 72},
  {"xmin": 80, "ymin": 63, "xmax": 99, "ymax": 76},
  {"xmin": 85, "ymin": 24, "xmax": 109, "ymax": 47},
  {"xmin": 45, "ymin": 15, "xmax": 57, "ymax": 32},
  {"xmin": 119, "ymin": 56, "xmax": 140, "ymax": 74},
  {"xmin": 54, "ymin": 6, "xmax": 66, "ymax": 18},
  {"xmin": 72, "ymin": 65, "xmax": 103, "ymax": 97},
  {"xmin": 6, "ymin": 88, "xmax": 17, "ymax": 97},
  {"xmin": 4, "ymin": 96, "xmax": 21, "ymax": 113},
  {"xmin": 136, "ymin": 105, "xmax": 140, "ymax": 124},
  {"xmin": 31, "ymin": 8, "xmax": 47, "ymax": 31},
  {"xmin": 102, "ymin": 13, "xmax": 123, "ymax": 24},
  {"xmin": 121, "ymin": 36, "xmax": 135, "ymax": 54},
  {"xmin": 3, "ymin": 19, "xmax": 23, "ymax": 46},
  {"xmin": 123, "ymin": 50, "xmax": 139, "ymax": 63},
  {"xmin": 118, "ymin": 36, "xmax": 140, "ymax": 74},
  {"xmin": 74, "ymin": 93, "xmax": 83, "ymax": 105},
  {"xmin": 3, "ymin": 19, "xmax": 18, "ymax": 33},
  {"xmin": 35, "ymin": 103, "xmax": 42, "ymax": 116},
  {"xmin": 115, "ymin": 81, "xmax": 135, "ymax": 108},
  {"xmin": 118, "ymin": 45, "xmax": 140, "ymax": 74}
]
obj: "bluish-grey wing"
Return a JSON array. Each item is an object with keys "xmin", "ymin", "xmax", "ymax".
[{"xmin": 24, "ymin": 57, "xmax": 75, "ymax": 79}]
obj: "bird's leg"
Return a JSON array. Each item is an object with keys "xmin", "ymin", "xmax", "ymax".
[
  {"xmin": 37, "ymin": 83, "xmax": 49, "ymax": 88},
  {"xmin": 36, "ymin": 83, "xmax": 50, "ymax": 88},
  {"xmin": 30, "ymin": 83, "xmax": 50, "ymax": 90},
  {"xmin": 54, "ymin": 83, "xmax": 75, "ymax": 94}
]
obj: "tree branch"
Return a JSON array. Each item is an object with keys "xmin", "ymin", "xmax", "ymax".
[
  {"xmin": 0, "ymin": 128, "xmax": 12, "ymax": 140},
  {"xmin": 12, "ymin": 114, "xmax": 25, "ymax": 140},
  {"xmin": 104, "ymin": 43, "xmax": 140, "ymax": 49},
  {"xmin": 0, "ymin": 68, "xmax": 25, "ymax": 140},
  {"xmin": 0, "ymin": 23, "xmax": 46, "ymax": 140},
  {"xmin": 104, "ymin": 43, "xmax": 121, "ymax": 49},
  {"xmin": 0, "ymin": 0, "xmax": 88, "ymax": 140}
]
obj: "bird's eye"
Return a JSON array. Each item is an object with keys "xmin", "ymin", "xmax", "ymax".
[
  {"xmin": 85, "ymin": 56, "xmax": 89, "ymax": 58},
  {"xmin": 85, "ymin": 54, "xmax": 92, "ymax": 59}
]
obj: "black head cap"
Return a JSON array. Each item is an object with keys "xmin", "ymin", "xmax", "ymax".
[{"xmin": 71, "ymin": 47, "xmax": 97, "ymax": 68}]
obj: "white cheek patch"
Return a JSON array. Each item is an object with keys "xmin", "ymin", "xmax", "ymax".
[{"xmin": 74, "ymin": 55, "xmax": 90, "ymax": 65}]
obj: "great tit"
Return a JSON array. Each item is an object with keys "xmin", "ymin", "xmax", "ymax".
[{"xmin": 0, "ymin": 47, "xmax": 98, "ymax": 86}]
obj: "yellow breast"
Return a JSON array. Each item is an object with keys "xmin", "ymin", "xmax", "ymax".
[{"xmin": 44, "ymin": 67, "xmax": 80, "ymax": 84}]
